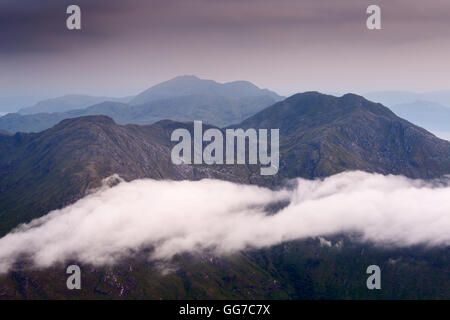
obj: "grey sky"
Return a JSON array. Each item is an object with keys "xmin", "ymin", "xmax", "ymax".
[{"xmin": 1, "ymin": 0, "xmax": 450, "ymax": 97}]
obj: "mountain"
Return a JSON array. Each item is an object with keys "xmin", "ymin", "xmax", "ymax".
[
  {"xmin": 236, "ymin": 92, "xmax": 450, "ymax": 180},
  {"xmin": 129, "ymin": 75, "xmax": 281, "ymax": 105},
  {"xmin": 1, "ymin": 92, "xmax": 450, "ymax": 236},
  {"xmin": 0, "ymin": 116, "xmax": 257, "ymax": 237},
  {"xmin": 0, "ymin": 76, "xmax": 283, "ymax": 132},
  {"xmin": 1, "ymin": 92, "xmax": 450, "ymax": 299},
  {"xmin": 388, "ymin": 100, "xmax": 450, "ymax": 133},
  {"xmin": 365, "ymin": 91, "xmax": 450, "ymax": 107},
  {"xmin": 17, "ymin": 94, "xmax": 133, "ymax": 115}
]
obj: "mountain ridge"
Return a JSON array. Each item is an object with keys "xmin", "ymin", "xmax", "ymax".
[
  {"xmin": 0, "ymin": 76, "xmax": 283, "ymax": 132},
  {"xmin": 18, "ymin": 94, "xmax": 133, "ymax": 115},
  {"xmin": 1, "ymin": 92, "xmax": 450, "ymax": 236}
]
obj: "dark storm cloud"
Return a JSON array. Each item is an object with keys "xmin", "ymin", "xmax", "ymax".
[
  {"xmin": 0, "ymin": 0, "xmax": 450, "ymax": 53},
  {"xmin": 0, "ymin": 0, "xmax": 130, "ymax": 54},
  {"xmin": 1, "ymin": 0, "xmax": 449, "ymax": 96},
  {"xmin": 2, "ymin": 0, "xmax": 450, "ymax": 54}
]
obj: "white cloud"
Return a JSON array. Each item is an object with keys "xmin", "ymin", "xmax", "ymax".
[
  {"xmin": 0, "ymin": 171, "xmax": 449, "ymax": 273},
  {"xmin": 318, "ymin": 237, "xmax": 332, "ymax": 247}
]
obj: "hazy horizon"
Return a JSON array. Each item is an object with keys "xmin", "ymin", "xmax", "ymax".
[{"xmin": 3, "ymin": 74, "xmax": 450, "ymax": 109}]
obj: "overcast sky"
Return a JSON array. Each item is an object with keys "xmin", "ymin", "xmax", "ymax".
[{"xmin": 1, "ymin": 0, "xmax": 450, "ymax": 98}]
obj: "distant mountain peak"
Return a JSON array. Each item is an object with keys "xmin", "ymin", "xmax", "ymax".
[{"xmin": 130, "ymin": 75, "xmax": 282, "ymax": 105}]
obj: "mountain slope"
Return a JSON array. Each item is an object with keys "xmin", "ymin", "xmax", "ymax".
[
  {"xmin": 0, "ymin": 116, "xmax": 257, "ymax": 236},
  {"xmin": 1, "ymin": 237, "xmax": 448, "ymax": 299},
  {"xmin": 72, "ymin": 94, "xmax": 279, "ymax": 127},
  {"xmin": 123, "ymin": 94, "xmax": 278, "ymax": 127}
]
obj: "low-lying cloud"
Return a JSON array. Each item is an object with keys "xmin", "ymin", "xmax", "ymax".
[{"xmin": 0, "ymin": 171, "xmax": 449, "ymax": 273}]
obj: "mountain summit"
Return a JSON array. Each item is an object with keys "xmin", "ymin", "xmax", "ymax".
[{"xmin": 130, "ymin": 75, "xmax": 281, "ymax": 105}]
